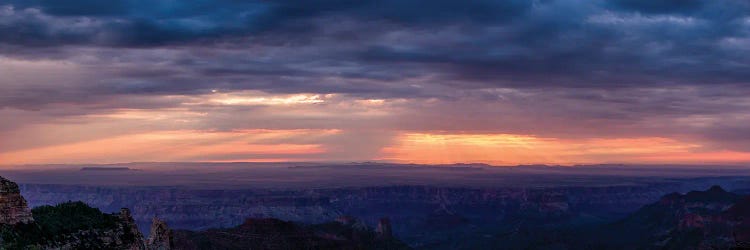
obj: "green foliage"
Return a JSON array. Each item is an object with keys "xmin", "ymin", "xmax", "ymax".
[
  {"xmin": 0, "ymin": 201, "xmax": 122, "ymax": 249},
  {"xmin": 0, "ymin": 223, "xmax": 47, "ymax": 249},
  {"xmin": 31, "ymin": 201, "xmax": 118, "ymax": 236}
]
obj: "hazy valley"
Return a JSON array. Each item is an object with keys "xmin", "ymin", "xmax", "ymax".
[{"xmin": 3, "ymin": 163, "xmax": 750, "ymax": 249}]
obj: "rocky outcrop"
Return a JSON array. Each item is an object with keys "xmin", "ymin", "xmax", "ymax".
[
  {"xmin": 376, "ymin": 217, "xmax": 393, "ymax": 239},
  {"xmin": 120, "ymin": 208, "xmax": 147, "ymax": 250},
  {"xmin": 0, "ymin": 176, "xmax": 33, "ymax": 225},
  {"xmin": 0, "ymin": 176, "xmax": 148, "ymax": 249},
  {"xmin": 146, "ymin": 218, "xmax": 173, "ymax": 250},
  {"xmin": 16, "ymin": 202, "xmax": 148, "ymax": 250}
]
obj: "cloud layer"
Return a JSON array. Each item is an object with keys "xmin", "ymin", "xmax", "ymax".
[{"xmin": 2, "ymin": 0, "xmax": 750, "ymax": 164}]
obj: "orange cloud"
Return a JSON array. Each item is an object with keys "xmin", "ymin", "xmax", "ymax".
[
  {"xmin": 379, "ymin": 132, "xmax": 747, "ymax": 165},
  {"xmin": 4, "ymin": 128, "xmax": 750, "ymax": 166},
  {"xmin": 0, "ymin": 129, "xmax": 337, "ymax": 165}
]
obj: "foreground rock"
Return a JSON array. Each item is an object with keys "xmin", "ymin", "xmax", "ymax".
[
  {"xmin": 0, "ymin": 201, "xmax": 146, "ymax": 249},
  {"xmin": 376, "ymin": 217, "xmax": 393, "ymax": 239},
  {"xmin": 147, "ymin": 218, "xmax": 173, "ymax": 250},
  {"xmin": 0, "ymin": 176, "xmax": 170, "ymax": 250},
  {"xmin": 0, "ymin": 176, "xmax": 33, "ymax": 225}
]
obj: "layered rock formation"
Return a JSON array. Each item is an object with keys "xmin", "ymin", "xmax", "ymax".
[
  {"xmin": 17, "ymin": 183, "xmax": 693, "ymax": 234},
  {"xmin": 120, "ymin": 208, "xmax": 147, "ymax": 250},
  {"xmin": 19, "ymin": 180, "xmax": 737, "ymax": 248},
  {"xmin": 0, "ymin": 176, "xmax": 33, "ymax": 225},
  {"xmin": 147, "ymin": 218, "xmax": 173, "ymax": 250},
  {"xmin": 9, "ymin": 170, "xmax": 750, "ymax": 249}
]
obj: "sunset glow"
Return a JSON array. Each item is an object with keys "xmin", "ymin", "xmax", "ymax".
[
  {"xmin": 1, "ymin": 0, "xmax": 750, "ymax": 167},
  {"xmin": 379, "ymin": 133, "xmax": 734, "ymax": 165},
  {"xmin": 4, "ymin": 2, "xmax": 750, "ymax": 249},
  {"xmin": 0, "ymin": 130, "xmax": 337, "ymax": 164}
]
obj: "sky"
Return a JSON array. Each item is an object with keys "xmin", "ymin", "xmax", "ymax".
[{"xmin": 1, "ymin": 0, "xmax": 750, "ymax": 165}]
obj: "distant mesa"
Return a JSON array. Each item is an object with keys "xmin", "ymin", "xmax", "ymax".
[
  {"xmin": 80, "ymin": 167, "xmax": 136, "ymax": 171},
  {"xmin": 289, "ymin": 162, "xmax": 487, "ymax": 170}
]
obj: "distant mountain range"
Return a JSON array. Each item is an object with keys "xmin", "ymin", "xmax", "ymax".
[
  {"xmin": 80, "ymin": 167, "xmax": 136, "ymax": 171},
  {"xmin": 3, "ymin": 171, "xmax": 750, "ymax": 249}
]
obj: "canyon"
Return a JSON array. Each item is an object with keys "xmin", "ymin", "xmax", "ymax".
[
  {"xmin": 15, "ymin": 178, "xmax": 750, "ymax": 248},
  {"xmin": 4, "ymin": 163, "xmax": 750, "ymax": 248}
]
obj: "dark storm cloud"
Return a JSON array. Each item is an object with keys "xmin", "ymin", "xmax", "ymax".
[
  {"xmin": 3, "ymin": 0, "xmax": 750, "ymax": 154},
  {"xmin": 358, "ymin": 0, "xmax": 750, "ymax": 88},
  {"xmin": 610, "ymin": 0, "xmax": 706, "ymax": 14},
  {"xmin": 2, "ymin": 0, "xmax": 749, "ymax": 89},
  {"xmin": 7, "ymin": 0, "xmax": 131, "ymax": 16},
  {"xmin": 0, "ymin": 0, "xmax": 531, "ymax": 47}
]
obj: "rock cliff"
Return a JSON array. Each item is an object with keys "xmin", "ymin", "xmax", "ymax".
[
  {"xmin": 0, "ymin": 176, "xmax": 33, "ymax": 225},
  {"xmin": 147, "ymin": 218, "xmax": 173, "ymax": 250},
  {"xmin": 120, "ymin": 208, "xmax": 147, "ymax": 250},
  {"xmin": 376, "ymin": 217, "xmax": 393, "ymax": 239}
]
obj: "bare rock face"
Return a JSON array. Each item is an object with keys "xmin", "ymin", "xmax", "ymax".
[
  {"xmin": 147, "ymin": 218, "xmax": 173, "ymax": 250},
  {"xmin": 0, "ymin": 176, "xmax": 33, "ymax": 225},
  {"xmin": 120, "ymin": 208, "xmax": 147, "ymax": 250},
  {"xmin": 375, "ymin": 217, "xmax": 392, "ymax": 239}
]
